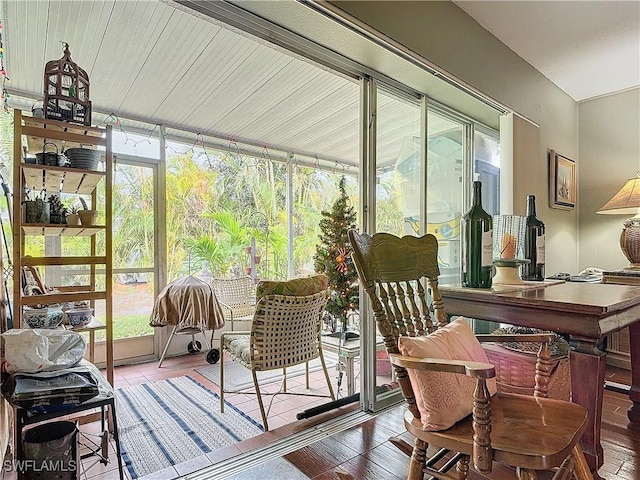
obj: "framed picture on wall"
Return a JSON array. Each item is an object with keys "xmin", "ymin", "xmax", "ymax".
[{"xmin": 549, "ymin": 150, "xmax": 576, "ymax": 209}]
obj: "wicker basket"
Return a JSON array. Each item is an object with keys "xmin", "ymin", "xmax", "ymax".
[{"xmin": 482, "ymin": 342, "xmax": 571, "ymax": 401}]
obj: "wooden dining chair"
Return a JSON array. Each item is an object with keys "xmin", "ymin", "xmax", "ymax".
[
  {"xmin": 219, "ymin": 274, "xmax": 336, "ymax": 431},
  {"xmin": 348, "ymin": 230, "xmax": 592, "ymax": 480}
]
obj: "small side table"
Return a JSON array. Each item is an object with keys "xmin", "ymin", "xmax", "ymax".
[{"xmin": 320, "ymin": 334, "xmax": 386, "ymax": 396}]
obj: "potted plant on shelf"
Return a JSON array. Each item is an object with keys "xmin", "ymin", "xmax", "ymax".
[
  {"xmin": 48, "ymin": 194, "xmax": 67, "ymax": 224},
  {"xmin": 77, "ymin": 197, "xmax": 98, "ymax": 226},
  {"xmin": 66, "ymin": 205, "xmax": 81, "ymax": 226}
]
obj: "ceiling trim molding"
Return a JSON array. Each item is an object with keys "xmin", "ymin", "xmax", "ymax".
[{"xmin": 305, "ymin": 0, "xmax": 510, "ymax": 116}]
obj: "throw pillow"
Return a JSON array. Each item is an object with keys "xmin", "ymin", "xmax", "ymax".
[
  {"xmin": 256, "ymin": 274, "xmax": 328, "ymax": 301},
  {"xmin": 398, "ymin": 317, "xmax": 497, "ymax": 431}
]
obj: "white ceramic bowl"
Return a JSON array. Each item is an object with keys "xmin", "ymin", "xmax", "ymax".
[
  {"xmin": 23, "ymin": 305, "xmax": 64, "ymax": 329},
  {"xmin": 65, "ymin": 307, "xmax": 94, "ymax": 327}
]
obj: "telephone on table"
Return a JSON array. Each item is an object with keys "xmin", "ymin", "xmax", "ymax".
[{"xmin": 547, "ymin": 267, "xmax": 603, "ymax": 283}]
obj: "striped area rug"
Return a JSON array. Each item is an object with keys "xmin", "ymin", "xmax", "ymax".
[{"xmin": 116, "ymin": 376, "xmax": 263, "ymax": 479}]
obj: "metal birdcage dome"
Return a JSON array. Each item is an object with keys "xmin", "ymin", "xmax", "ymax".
[{"xmin": 43, "ymin": 42, "xmax": 91, "ymax": 125}]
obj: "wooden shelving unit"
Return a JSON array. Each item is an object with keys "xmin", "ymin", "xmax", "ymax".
[{"xmin": 12, "ymin": 109, "xmax": 114, "ymax": 385}]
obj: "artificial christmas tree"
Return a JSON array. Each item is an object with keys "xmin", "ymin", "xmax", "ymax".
[{"xmin": 314, "ymin": 176, "xmax": 359, "ymax": 333}]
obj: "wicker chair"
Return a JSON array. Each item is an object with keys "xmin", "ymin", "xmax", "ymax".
[
  {"xmin": 212, "ymin": 276, "xmax": 255, "ymax": 331},
  {"xmin": 219, "ymin": 274, "xmax": 336, "ymax": 431},
  {"xmin": 348, "ymin": 230, "xmax": 591, "ymax": 480}
]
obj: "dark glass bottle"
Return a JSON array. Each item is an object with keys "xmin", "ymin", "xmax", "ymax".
[
  {"xmin": 523, "ymin": 194, "xmax": 545, "ymax": 281},
  {"xmin": 462, "ymin": 181, "xmax": 493, "ymax": 288}
]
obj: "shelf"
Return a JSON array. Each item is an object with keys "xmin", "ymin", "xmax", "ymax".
[
  {"xmin": 13, "ymin": 109, "xmax": 114, "ymax": 386},
  {"xmin": 64, "ymin": 317, "xmax": 106, "ymax": 332},
  {"xmin": 22, "ymin": 163, "xmax": 105, "ymax": 195},
  {"xmin": 23, "ymin": 116, "xmax": 105, "ymax": 152},
  {"xmin": 20, "ymin": 290, "xmax": 107, "ymax": 306},
  {"xmin": 22, "ymin": 224, "xmax": 105, "ymax": 236}
]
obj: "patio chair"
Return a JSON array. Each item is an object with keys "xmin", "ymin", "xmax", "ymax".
[
  {"xmin": 220, "ymin": 274, "xmax": 336, "ymax": 431},
  {"xmin": 212, "ymin": 276, "xmax": 256, "ymax": 331},
  {"xmin": 348, "ymin": 230, "xmax": 591, "ymax": 480}
]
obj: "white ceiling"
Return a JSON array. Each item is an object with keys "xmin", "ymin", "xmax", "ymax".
[
  {"xmin": 1, "ymin": 0, "xmax": 365, "ymax": 166},
  {"xmin": 4, "ymin": 0, "xmax": 635, "ymax": 170},
  {"xmin": 455, "ymin": 1, "xmax": 640, "ymax": 102}
]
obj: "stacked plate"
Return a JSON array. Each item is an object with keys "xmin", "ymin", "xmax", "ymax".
[{"xmin": 65, "ymin": 148, "xmax": 101, "ymax": 170}]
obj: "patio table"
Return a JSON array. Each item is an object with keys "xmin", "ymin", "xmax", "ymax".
[{"xmin": 321, "ymin": 334, "xmax": 386, "ymax": 396}]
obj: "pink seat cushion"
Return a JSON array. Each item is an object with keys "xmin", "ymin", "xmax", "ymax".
[{"xmin": 398, "ymin": 317, "xmax": 497, "ymax": 431}]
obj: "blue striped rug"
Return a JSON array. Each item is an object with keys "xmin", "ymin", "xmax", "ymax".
[{"xmin": 116, "ymin": 376, "xmax": 263, "ymax": 479}]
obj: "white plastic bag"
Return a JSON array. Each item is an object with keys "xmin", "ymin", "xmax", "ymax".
[{"xmin": 1, "ymin": 329, "xmax": 87, "ymax": 374}]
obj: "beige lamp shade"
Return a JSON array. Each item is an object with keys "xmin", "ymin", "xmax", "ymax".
[
  {"xmin": 598, "ymin": 177, "xmax": 640, "ymax": 269},
  {"xmin": 597, "ymin": 177, "xmax": 640, "ymax": 215}
]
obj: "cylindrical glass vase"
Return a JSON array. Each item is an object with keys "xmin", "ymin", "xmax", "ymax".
[{"xmin": 493, "ymin": 215, "xmax": 526, "ymax": 261}]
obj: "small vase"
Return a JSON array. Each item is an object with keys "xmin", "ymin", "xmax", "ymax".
[
  {"xmin": 253, "ymin": 255, "xmax": 261, "ymax": 264},
  {"xmin": 243, "ymin": 266, "xmax": 252, "ymax": 275},
  {"xmin": 66, "ymin": 214, "xmax": 81, "ymax": 226},
  {"xmin": 244, "ymin": 246, "xmax": 252, "ymax": 255},
  {"xmin": 50, "ymin": 214, "xmax": 65, "ymax": 224},
  {"xmin": 78, "ymin": 210, "xmax": 98, "ymax": 226}
]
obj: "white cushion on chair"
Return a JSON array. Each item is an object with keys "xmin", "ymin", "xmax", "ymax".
[
  {"xmin": 222, "ymin": 334, "xmax": 251, "ymax": 368},
  {"xmin": 398, "ymin": 318, "xmax": 497, "ymax": 431}
]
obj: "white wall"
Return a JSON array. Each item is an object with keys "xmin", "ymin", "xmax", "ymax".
[
  {"xmin": 578, "ymin": 88, "xmax": 640, "ymax": 271},
  {"xmin": 330, "ymin": 1, "xmax": 579, "ymax": 274}
]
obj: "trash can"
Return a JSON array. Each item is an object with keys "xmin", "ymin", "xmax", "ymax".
[{"xmin": 22, "ymin": 421, "xmax": 78, "ymax": 480}]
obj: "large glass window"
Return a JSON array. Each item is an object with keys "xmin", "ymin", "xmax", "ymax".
[
  {"xmin": 474, "ymin": 127, "xmax": 501, "ymax": 215},
  {"xmin": 376, "ymin": 90, "xmax": 421, "ymax": 235},
  {"xmin": 164, "ymin": 142, "xmax": 357, "ymax": 286},
  {"xmin": 366, "ymin": 86, "xmax": 501, "ymax": 412},
  {"xmin": 426, "ymin": 111, "xmax": 465, "ymax": 285}
]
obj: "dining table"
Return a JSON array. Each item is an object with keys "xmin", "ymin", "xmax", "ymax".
[{"xmin": 439, "ymin": 281, "xmax": 640, "ymax": 475}]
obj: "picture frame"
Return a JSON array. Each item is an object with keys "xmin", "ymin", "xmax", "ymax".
[{"xmin": 549, "ymin": 150, "xmax": 576, "ymax": 210}]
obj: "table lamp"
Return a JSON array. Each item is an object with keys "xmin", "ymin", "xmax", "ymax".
[{"xmin": 597, "ymin": 176, "xmax": 640, "ymax": 269}]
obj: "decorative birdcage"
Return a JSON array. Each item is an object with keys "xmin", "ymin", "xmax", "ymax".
[{"xmin": 43, "ymin": 42, "xmax": 91, "ymax": 125}]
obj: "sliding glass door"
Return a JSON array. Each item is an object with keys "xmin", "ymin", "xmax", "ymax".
[{"xmin": 359, "ymin": 80, "xmax": 500, "ymax": 412}]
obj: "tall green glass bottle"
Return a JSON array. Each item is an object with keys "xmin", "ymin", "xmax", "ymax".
[
  {"xmin": 462, "ymin": 180, "xmax": 493, "ymax": 288},
  {"xmin": 522, "ymin": 194, "xmax": 545, "ymax": 280}
]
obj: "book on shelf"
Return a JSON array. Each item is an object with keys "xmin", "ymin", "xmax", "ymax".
[{"xmin": 602, "ymin": 269, "xmax": 640, "ymax": 285}]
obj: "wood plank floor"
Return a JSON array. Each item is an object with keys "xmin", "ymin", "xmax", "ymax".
[{"xmin": 228, "ymin": 366, "xmax": 640, "ymax": 480}]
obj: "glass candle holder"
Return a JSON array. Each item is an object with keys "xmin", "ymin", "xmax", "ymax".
[{"xmin": 493, "ymin": 215, "xmax": 526, "ymax": 261}]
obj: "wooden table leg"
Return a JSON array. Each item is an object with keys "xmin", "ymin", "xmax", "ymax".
[
  {"xmin": 627, "ymin": 321, "xmax": 640, "ymax": 423},
  {"xmin": 570, "ymin": 338, "xmax": 605, "ymax": 473}
]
